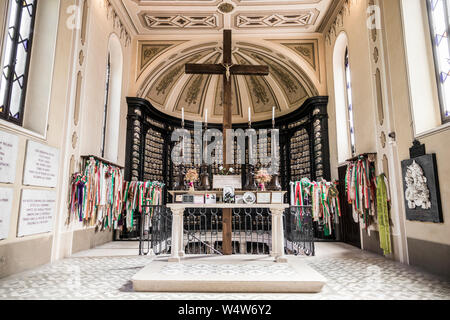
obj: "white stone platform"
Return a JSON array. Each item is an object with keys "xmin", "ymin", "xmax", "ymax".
[{"xmin": 132, "ymin": 254, "xmax": 327, "ymax": 293}]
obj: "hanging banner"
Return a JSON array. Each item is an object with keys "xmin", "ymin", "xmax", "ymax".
[
  {"xmin": 0, "ymin": 188, "xmax": 13, "ymax": 240},
  {"xmin": 17, "ymin": 189, "xmax": 56, "ymax": 237},
  {"xmin": 23, "ymin": 140, "xmax": 60, "ymax": 188},
  {"xmin": 0, "ymin": 130, "xmax": 19, "ymax": 184}
]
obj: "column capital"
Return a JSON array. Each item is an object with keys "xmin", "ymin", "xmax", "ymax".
[
  {"xmin": 271, "ymin": 208, "xmax": 285, "ymax": 216},
  {"xmin": 170, "ymin": 207, "xmax": 185, "ymax": 216}
]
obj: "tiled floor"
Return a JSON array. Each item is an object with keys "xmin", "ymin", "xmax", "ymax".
[{"xmin": 0, "ymin": 242, "xmax": 449, "ymax": 300}]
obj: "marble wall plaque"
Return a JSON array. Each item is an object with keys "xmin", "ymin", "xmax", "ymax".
[
  {"xmin": 23, "ymin": 140, "xmax": 60, "ymax": 188},
  {"xmin": 0, "ymin": 130, "xmax": 19, "ymax": 184},
  {"xmin": 18, "ymin": 189, "xmax": 56, "ymax": 237},
  {"xmin": 0, "ymin": 188, "xmax": 13, "ymax": 240}
]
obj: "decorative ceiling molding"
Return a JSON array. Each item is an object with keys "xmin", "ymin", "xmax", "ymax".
[
  {"xmin": 234, "ymin": 10, "xmax": 319, "ymax": 29},
  {"xmin": 275, "ymin": 40, "xmax": 318, "ymax": 71},
  {"xmin": 104, "ymin": 0, "xmax": 132, "ymax": 46},
  {"xmin": 323, "ymin": 0, "xmax": 355, "ymax": 45},
  {"xmin": 123, "ymin": 0, "xmax": 333, "ymax": 34},
  {"xmin": 138, "ymin": 41, "xmax": 186, "ymax": 76},
  {"xmin": 139, "ymin": 12, "xmax": 223, "ymax": 29}
]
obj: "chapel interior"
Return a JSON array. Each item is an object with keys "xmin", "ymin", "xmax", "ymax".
[{"xmin": 0, "ymin": 0, "xmax": 449, "ymax": 299}]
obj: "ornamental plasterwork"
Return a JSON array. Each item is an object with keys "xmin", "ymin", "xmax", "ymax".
[
  {"xmin": 404, "ymin": 161, "xmax": 432, "ymax": 210},
  {"xmin": 104, "ymin": 0, "xmax": 132, "ymax": 46},
  {"xmin": 138, "ymin": 41, "xmax": 186, "ymax": 73},
  {"xmin": 124, "ymin": 0, "xmax": 333, "ymax": 33},
  {"xmin": 139, "ymin": 12, "xmax": 223, "ymax": 29},
  {"xmin": 324, "ymin": 0, "xmax": 353, "ymax": 45},
  {"xmin": 279, "ymin": 42, "xmax": 317, "ymax": 70},
  {"xmin": 235, "ymin": 11, "xmax": 318, "ymax": 29}
]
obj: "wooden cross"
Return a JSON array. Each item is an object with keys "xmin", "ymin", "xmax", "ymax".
[{"xmin": 185, "ymin": 30, "xmax": 269, "ymax": 255}]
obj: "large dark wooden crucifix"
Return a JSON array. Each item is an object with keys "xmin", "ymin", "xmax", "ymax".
[{"xmin": 185, "ymin": 30, "xmax": 269, "ymax": 255}]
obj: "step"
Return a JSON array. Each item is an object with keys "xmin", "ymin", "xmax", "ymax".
[{"xmin": 132, "ymin": 255, "xmax": 326, "ymax": 293}]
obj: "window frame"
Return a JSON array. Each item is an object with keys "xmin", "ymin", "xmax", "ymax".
[
  {"xmin": 101, "ymin": 53, "xmax": 111, "ymax": 158},
  {"xmin": 426, "ymin": 0, "xmax": 450, "ymax": 124},
  {"xmin": 344, "ymin": 47, "xmax": 356, "ymax": 157},
  {"xmin": 0, "ymin": 0, "xmax": 38, "ymax": 127}
]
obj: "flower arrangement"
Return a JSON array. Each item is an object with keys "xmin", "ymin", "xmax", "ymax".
[
  {"xmin": 255, "ymin": 169, "xmax": 272, "ymax": 191},
  {"xmin": 185, "ymin": 168, "xmax": 199, "ymax": 191},
  {"xmin": 218, "ymin": 166, "xmax": 235, "ymax": 176}
]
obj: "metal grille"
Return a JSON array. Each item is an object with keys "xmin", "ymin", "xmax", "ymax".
[
  {"xmin": 284, "ymin": 206, "xmax": 315, "ymax": 256},
  {"xmin": 139, "ymin": 205, "xmax": 172, "ymax": 256},
  {"xmin": 232, "ymin": 208, "xmax": 272, "ymax": 255},
  {"xmin": 184, "ymin": 208, "xmax": 223, "ymax": 255},
  {"xmin": 0, "ymin": 0, "xmax": 38, "ymax": 125}
]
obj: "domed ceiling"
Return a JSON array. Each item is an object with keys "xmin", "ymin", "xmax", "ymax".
[{"xmin": 136, "ymin": 40, "xmax": 321, "ymax": 123}]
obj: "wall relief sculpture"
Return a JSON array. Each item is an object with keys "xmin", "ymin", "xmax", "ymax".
[
  {"xmin": 401, "ymin": 145, "xmax": 443, "ymax": 223},
  {"xmin": 404, "ymin": 160, "xmax": 431, "ymax": 210}
]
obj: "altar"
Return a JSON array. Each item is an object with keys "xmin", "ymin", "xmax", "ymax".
[{"xmin": 167, "ymin": 203, "xmax": 290, "ymax": 263}]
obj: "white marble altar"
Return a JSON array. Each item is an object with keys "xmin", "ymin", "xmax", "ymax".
[{"xmin": 166, "ymin": 203, "xmax": 289, "ymax": 263}]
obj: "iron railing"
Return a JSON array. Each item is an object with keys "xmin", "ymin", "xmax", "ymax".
[
  {"xmin": 284, "ymin": 206, "xmax": 315, "ymax": 256},
  {"xmin": 139, "ymin": 205, "xmax": 172, "ymax": 256},
  {"xmin": 138, "ymin": 205, "xmax": 315, "ymax": 257}
]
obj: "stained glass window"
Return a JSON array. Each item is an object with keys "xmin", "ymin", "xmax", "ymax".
[
  {"xmin": 0, "ymin": 0, "xmax": 38, "ymax": 126},
  {"xmin": 427, "ymin": 0, "xmax": 450, "ymax": 123},
  {"xmin": 345, "ymin": 48, "xmax": 356, "ymax": 156}
]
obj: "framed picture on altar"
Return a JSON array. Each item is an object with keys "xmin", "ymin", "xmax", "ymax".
[
  {"xmin": 235, "ymin": 195, "xmax": 244, "ymax": 204},
  {"xmin": 205, "ymin": 193, "xmax": 217, "ymax": 204},
  {"xmin": 257, "ymin": 192, "xmax": 271, "ymax": 204},
  {"xmin": 194, "ymin": 195, "xmax": 204, "ymax": 204},
  {"xmin": 223, "ymin": 186, "xmax": 235, "ymax": 204},
  {"xmin": 175, "ymin": 194, "xmax": 183, "ymax": 203},
  {"xmin": 182, "ymin": 194, "xmax": 194, "ymax": 204},
  {"xmin": 271, "ymin": 192, "xmax": 284, "ymax": 204}
]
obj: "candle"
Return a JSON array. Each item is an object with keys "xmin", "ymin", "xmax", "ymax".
[
  {"xmin": 272, "ymin": 106, "xmax": 275, "ymax": 122},
  {"xmin": 182, "ymin": 108, "xmax": 185, "ymax": 124},
  {"xmin": 248, "ymin": 107, "xmax": 251, "ymax": 123},
  {"xmin": 205, "ymin": 109, "xmax": 208, "ymax": 125}
]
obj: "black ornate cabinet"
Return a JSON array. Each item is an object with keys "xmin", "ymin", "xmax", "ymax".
[{"xmin": 125, "ymin": 96, "xmax": 330, "ymax": 201}]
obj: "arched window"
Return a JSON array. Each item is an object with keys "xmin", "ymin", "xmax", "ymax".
[
  {"xmin": 101, "ymin": 53, "xmax": 111, "ymax": 158},
  {"xmin": 344, "ymin": 48, "xmax": 356, "ymax": 156},
  {"xmin": 333, "ymin": 32, "xmax": 356, "ymax": 163},
  {"xmin": 101, "ymin": 34, "xmax": 123, "ymax": 162},
  {"xmin": 0, "ymin": 0, "xmax": 38, "ymax": 125},
  {"xmin": 427, "ymin": 0, "xmax": 450, "ymax": 123}
]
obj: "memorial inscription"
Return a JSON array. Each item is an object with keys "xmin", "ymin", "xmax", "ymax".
[
  {"xmin": 23, "ymin": 141, "xmax": 60, "ymax": 188},
  {"xmin": 18, "ymin": 189, "xmax": 56, "ymax": 237}
]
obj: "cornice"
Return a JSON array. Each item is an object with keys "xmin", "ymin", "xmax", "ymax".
[
  {"xmin": 317, "ymin": 0, "xmax": 346, "ymax": 33},
  {"xmin": 104, "ymin": 0, "xmax": 133, "ymax": 46}
]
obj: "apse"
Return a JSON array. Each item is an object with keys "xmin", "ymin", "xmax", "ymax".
[{"xmin": 136, "ymin": 39, "xmax": 320, "ymax": 123}]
